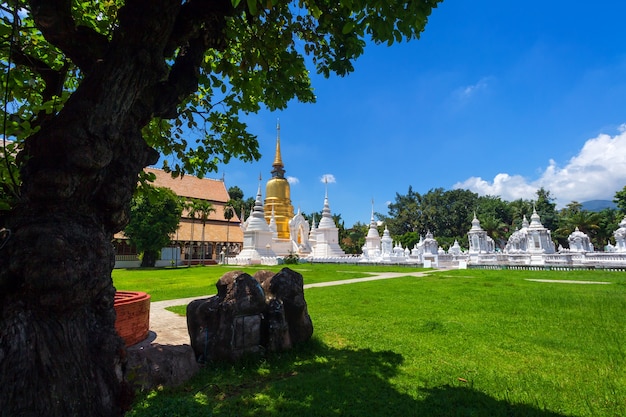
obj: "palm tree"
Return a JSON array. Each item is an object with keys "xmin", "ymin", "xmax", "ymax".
[
  {"xmin": 479, "ymin": 215, "xmax": 509, "ymax": 250},
  {"xmin": 223, "ymin": 200, "xmax": 235, "ymax": 264},
  {"xmin": 191, "ymin": 199, "xmax": 216, "ymax": 265},
  {"xmin": 555, "ymin": 210, "xmax": 601, "ymax": 249},
  {"xmin": 183, "ymin": 199, "xmax": 196, "ymax": 267}
]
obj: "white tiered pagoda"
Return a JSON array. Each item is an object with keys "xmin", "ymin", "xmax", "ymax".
[
  {"xmin": 233, "ymin": 181, "xmax": 277, "ymax": 264},
  {"xmin": 308, "ymin": 186, "xmax": 346, "ymax": 258},
  {"xmin": 360, "ymin": 205, "xmax": 382, "ymax": 261},
  {"xmin": 467, "ymin": 213, "xmax": 495, "ymax": 254}
]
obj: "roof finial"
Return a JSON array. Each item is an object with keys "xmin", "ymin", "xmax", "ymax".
[
  {"xmin": 271, "ymin": 119, "xmax": 285, "ymax": 178},
  {"xmin": 273, "ymin": 120, "xmax": 283, "ymax": 168}
]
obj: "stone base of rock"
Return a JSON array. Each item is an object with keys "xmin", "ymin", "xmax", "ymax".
[{"xmin": 126, "ymin": 343, "xmax": 200, "ymax": 391}]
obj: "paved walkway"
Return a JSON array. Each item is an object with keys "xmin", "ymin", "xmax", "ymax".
[{"xmin": 134, "ymin": 271, "xmax": 431, "ymax": 347}]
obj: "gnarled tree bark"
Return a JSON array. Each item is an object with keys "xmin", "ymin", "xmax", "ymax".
[{"xmin": 0, "ymin": 1, "xmax": 234, "ymax": 415}]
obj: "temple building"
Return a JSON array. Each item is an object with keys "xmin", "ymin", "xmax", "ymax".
[{"xmin": 114, "ymin": 167, "xmax": 243, "ymax": 267}]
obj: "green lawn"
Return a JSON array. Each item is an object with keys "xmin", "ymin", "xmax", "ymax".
[
  {"xmin": 121, "ymin": 266, "xmax": 626, "ymax": 417},
  {"xmin": 112, "ymin": 263, "xmax": 426, "ymax": 301}
]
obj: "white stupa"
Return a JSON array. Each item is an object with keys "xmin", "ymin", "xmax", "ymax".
[
  {"xmin": 467, "ymin": 213, "xmax": 495, "ymax": 254},
  {"xmin": 526, "ymin": 207, "xmax": 556, "ymax": 254},
  {"xmin": 234, "ymin": 180, "xmax": 276, "ymax": 263},
  {"xmin": 613, "ymin": 216, "xmax": 626, "ymax": 252},
  {"xmin": 567, "ymin": 227, "xmax": 594, "ymax": 252},
  {"xmin": 361, "ymin": 203, "xmax": 381, "ymax": 261},
  {"xmin": 308, "ymin": 185, "xmax": 346, "ymax": 258}
]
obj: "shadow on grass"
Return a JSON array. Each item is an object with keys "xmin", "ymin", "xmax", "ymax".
[{"xmin": 129, "ymin": 338, "xmax": 572, "ymax": 417}]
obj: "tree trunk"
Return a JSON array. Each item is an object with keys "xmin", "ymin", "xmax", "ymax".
[
  {"xmin": 0, "ymin": 11, "xmax": 167, "ymax": 417},
  {"xmin": 0, "ymin": 0, "xmax": 236, "ymax": 413},
  {"xmin": 141, "ymin": 250, "xmax": 158, "ymax": 268}
]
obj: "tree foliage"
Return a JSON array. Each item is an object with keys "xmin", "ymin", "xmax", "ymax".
[
  {"xmin": 384, "ymin": 187, "xmax": 478, "ymax": 246},
  {"xmin": 614, "ymin": 185, "xmax": 626, "ymax": 215},
  {"xmin": 534, "ymin": 187, "xmax": 558, "ymax": 232},
  {"xmin": 227, "ymin": 185, "xmax": 254, "ymax": 219},
  {"xmin": 124, "ymin": 187, "xmax": 183, "ymax": 267}
]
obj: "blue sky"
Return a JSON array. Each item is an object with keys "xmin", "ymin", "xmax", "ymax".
[{"xmin": 202, "ymin": 0, "xmax": 626, "ymax": 227}]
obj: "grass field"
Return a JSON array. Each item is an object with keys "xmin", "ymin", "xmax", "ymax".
[
  {"xmin": 115, "ymin": 266, "xmax": 626, "ymax": 417},
  {"xmin": 112, "ymin": 263, "xmax": 426, "ymax": 301}
]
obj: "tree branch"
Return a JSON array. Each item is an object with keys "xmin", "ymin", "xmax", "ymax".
[
  {"xmin": 151, "ymin": 34, "xmax": 208, "ymax": 119},
  {"xmin": 165, "ymin": 0, "xmax": 235, "ymax": 56},
  {"xmin": 29, "ymin": 0, "xmax": 108, "ymax": 73},
  {"xmin": 11, "ymin": 49, "xmax": 67, "ymax": 102},
  {"xmin": 143, "ymin": 0, "xmax": 236, "ymax": 120}
]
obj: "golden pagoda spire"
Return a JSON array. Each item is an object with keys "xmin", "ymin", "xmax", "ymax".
[
  {"xmin": 272, "ymin": 119, "xmax": 284, "ymax": 175},
  {"xmin": 272, "ymin": 120, "xmax": 284, "ymax": 167}
]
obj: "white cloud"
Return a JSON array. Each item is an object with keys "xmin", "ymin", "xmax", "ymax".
[
  {"xmin": 454, "ymin": 126, "xmax": 626, "ymax": 207},
  {"xmin": 456, "ymin": 77, "xmax": 492, "ymax": 100},
  {"xmin": 287, "ymin": 176, "xmax": 299, "ymax": 185},
  {"xmin": 320, "ymin": 174, "xmax": 336, "ymax": 184}
]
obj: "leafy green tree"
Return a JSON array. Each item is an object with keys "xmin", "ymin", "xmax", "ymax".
[
  {"xmin": 0, "ymin": 1, "xmax": 441, "ymax": 414},
  {"xmin": 0, "ymin": 141, "xmax": 19, "ymax": 216},
  {"xmin": 535, "ymin": 187, "xmax": 558, "ymax": 232},
  {"xmin": 613, "ymin": 185, "xmax": 626, "ymax": 215},
  {"xmin": 555, "ymin": 209, "xmax": 601, "ymax": 248},
  {"xmin": 384, "ymin": 186, "xmax": 423, "ymax": 236},
  {"xmin": 398, "ymin": 231, "xmax": 420, "ymax": 250},
  {"xmin": 227, "ymin": 185, "xmax": 254, "ymax": 220},
  {"xmin": 478, "ymin": 215, "xmax": 508, "ymax": 250},
  {"xmin": 227, "ymin": 185, "xmax": 244, "ymax": 201},
  {"xmin": 596, "ymin": 208, "xmax": 621, "ymax": 249},
  {"xmin": 508, "ymin": 198, "xmax": 533, "ymax": 230},
  {"xmin": 341, "ymin": 221, "xmax": 369, "ymax": 254},
  {"xmin": 384, "ymin": 187, "xmax": 479, "ymax": 244},
  {"xmin": 124, "ymin": 187, "xmax": 183, "ymax": 267}
]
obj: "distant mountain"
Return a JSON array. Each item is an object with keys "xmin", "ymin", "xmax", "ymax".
[{"xmin": 581, "ymin": 200, "xmax": 617, "ymax": 212}]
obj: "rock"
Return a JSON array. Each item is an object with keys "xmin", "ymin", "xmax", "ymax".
[
  {"xmin": 126, "ymin": 343, "xmax": 199, "ymax": 391},
  {"xmin": 187, "ymin": 267, "xmax": 313, "ymax": 362},
  {"xmin": 265, "ymin": 267, "xmax": 314, "ymax": 344}
]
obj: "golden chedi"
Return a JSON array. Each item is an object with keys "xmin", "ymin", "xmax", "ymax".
[{"xmin": 264, "ymin": 124, "xmax": 294, "ymax": 240}]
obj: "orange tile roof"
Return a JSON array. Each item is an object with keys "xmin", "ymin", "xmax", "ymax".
[
  {"xmin": 145, "ymin": 167, "xmax": 231, "ymax": 202},
  {"xmin": 113, "ymin": 168, "xmax": 243, "ymax": 244},
  {"xmin": 145, "ymin": 167, "xmax": 241, "ymax": 223}
]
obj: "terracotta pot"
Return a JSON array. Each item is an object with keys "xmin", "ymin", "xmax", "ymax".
[{"xmin": 114, "ymin": 291, "xmax": 151, "ymax": 346}]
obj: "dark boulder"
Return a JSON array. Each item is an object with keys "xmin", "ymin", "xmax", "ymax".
[{"xmin": 187, "ymin": 267, "xmax": 313, "ymax": 362}]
